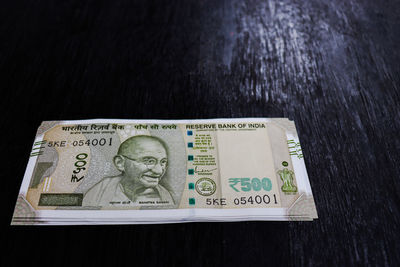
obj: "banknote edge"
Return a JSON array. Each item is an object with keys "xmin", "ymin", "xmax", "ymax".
[
  {"xmin": 11, "ymin": 194, "xmax": 38, "ymax": 225},
  {"xmin": 287, "ymin": 193, "xmax": 318, "ymax": 220}
]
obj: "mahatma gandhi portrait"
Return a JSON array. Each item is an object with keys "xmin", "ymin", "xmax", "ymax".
[{"xmin": 82, "ymin": 135, "xmax": 174, "ymax": 206}]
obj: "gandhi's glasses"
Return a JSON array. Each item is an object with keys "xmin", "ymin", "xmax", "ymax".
[{"xmin": 121, "ymin": 155, "xmax": 167, "ymax": 169}]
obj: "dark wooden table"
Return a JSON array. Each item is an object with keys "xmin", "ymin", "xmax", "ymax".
[{"xmin": 1, "ymin": 0, "xmax": 399, "ymax": 266}]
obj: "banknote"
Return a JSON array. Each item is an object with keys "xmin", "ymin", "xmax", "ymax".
[{"xmin": 12, "ymin": 118, "xmax": 317, "ymax": 224}]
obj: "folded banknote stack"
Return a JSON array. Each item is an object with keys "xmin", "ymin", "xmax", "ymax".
[{"xmin": 12, "ymin": 118, "xmax": 317, "ymax": 225}]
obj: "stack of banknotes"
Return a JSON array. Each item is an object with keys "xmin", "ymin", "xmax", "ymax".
[{"xmin": 12, "ymin": 118, "xmax": 317, "ymax": 225}]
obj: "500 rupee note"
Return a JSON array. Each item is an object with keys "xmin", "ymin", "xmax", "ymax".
[{"xmin": 12, "ymin": 118, "xmax": 317, "ymax": 224}]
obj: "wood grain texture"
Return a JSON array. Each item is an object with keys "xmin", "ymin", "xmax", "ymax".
[{"xmin": 1, "ymin": 0, "xmax": 399, "ymax": 266}]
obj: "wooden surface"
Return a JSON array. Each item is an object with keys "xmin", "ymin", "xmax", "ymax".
[{"xmin": 1, "ymin": 0, "xmax": 399, "ymax": 266}]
